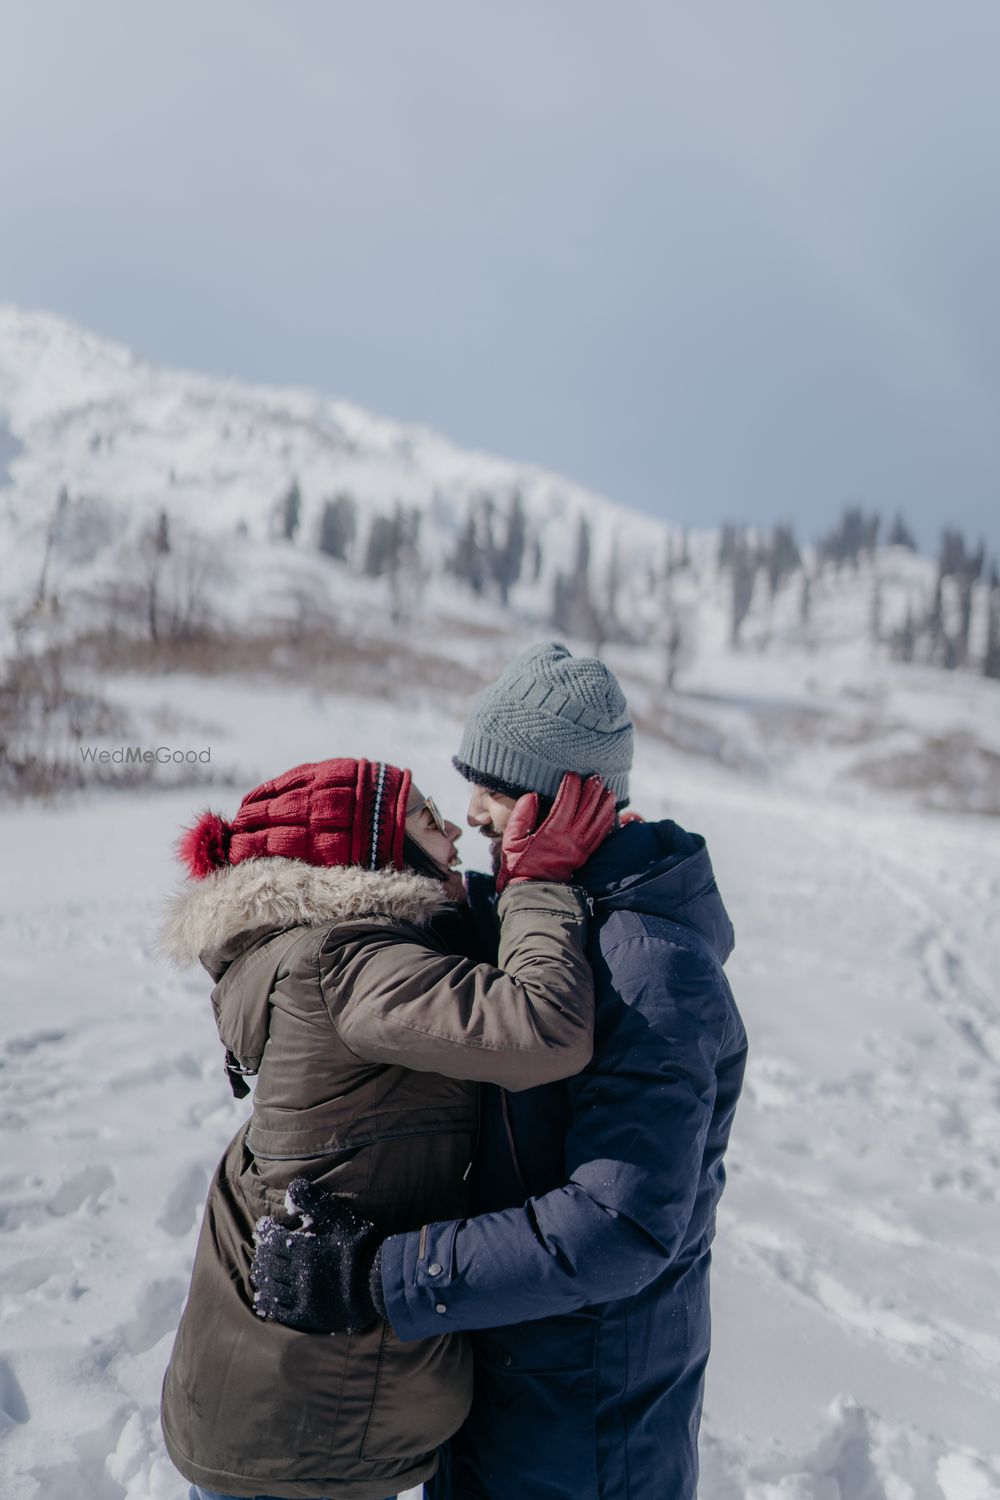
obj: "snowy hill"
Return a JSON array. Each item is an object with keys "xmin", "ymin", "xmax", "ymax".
[
  {"xmin": 3, "ymin": 304, "xmax": 994, "ymax": 677},
  {"xmin": 3, "ymin": 305, "xmax": 999, "ymax": 817},
  {"xmin": 0, "ymin": 303, "xmax": 667, "ymax": 629}
]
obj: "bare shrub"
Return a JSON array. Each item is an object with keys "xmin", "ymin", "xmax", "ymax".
[
  {"xmin": 61, "ymin": 615, "xmax": 484, "ymax": 707},
  {"xmin": 851, "ymin": 733, "xmax": 1000, "ymax": 816},
  {"xmin": 92, "ymin": 518, "xmax": 223, "ymax": 647},
  {"xmin": 0, "ymin": 639, "xmax": 131, "ymax": 800}
]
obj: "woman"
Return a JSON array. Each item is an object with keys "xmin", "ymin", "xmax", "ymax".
[{"xmin": 158, "ymin": 755, "xmax": 614, "ymax": 1500}]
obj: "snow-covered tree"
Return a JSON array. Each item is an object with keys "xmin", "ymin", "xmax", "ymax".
[
  {"xmin": 495, "ymin": 490, "xmax": 527, "ymax": 603},
  {"xmin": 887, "ymin": 512, "xmax": 917, "ymax": 550},
  {"xmin": 277, "ymin": 479, "xmax": 302, "ymax": 541},
  {"xmin": 730, "ymin": 538, "xmax": 757, "ymax": 647},
  {"xmin": 319, "ymin": 493, "xmax": 356, "ymax": 562}
]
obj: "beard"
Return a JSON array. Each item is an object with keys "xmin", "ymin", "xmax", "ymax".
[{"xmin": 480, "ymin": 826, "xmax": 504, "ymax": 878}]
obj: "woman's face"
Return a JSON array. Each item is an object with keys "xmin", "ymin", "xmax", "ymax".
[{"xmin": 404, "ymin": 785, "xmax": 463, "ymax": 873}]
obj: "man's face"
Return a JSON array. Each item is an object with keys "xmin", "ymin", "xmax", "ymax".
[{"xmin": 466, "ymin": 785, "xmax": 517, "ymax": 873}]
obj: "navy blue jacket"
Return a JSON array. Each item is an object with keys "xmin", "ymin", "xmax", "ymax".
[{"xmin": 381, "ymin": 820, "xmax": 747, "ymax": 1500}]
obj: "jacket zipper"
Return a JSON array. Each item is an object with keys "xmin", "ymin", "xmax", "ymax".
[
  {"xmin": 500, "ymin": 1089, "xmax": 529, "ymax": 1197},
  {"xmin": 463, "ymin": 1086, "xmax": 482, "ymax": 1181}
]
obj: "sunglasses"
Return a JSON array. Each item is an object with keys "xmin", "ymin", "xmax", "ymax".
[{"xmin": 407, "ymin": 794, "xmax": 448, "ymax": 836}]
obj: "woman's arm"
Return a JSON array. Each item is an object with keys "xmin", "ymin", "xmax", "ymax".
[{"xmin": 329, "ymin": 880, "xmax": 594, "ymax": 1089}]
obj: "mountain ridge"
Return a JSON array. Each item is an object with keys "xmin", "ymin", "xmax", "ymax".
[
  {"xmin": 1, "ymin": 305, "xmax": 996, "ymax": 707},
  {"xmin": 0, "ymin": 302, "xmax": 660, "ymax": 545}
]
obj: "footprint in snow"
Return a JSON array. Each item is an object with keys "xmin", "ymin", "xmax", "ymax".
[
  {"xmin": 0, "ymin": 1355, "xmax": 31, "ymax": 1427},
  {"xmin": 108, "ymin": 1050, "xmax": 204, "ymax": 1091},
  {"xmin": 27, "ymin": 1406, "xmax": 133, "ymax": 1500},
  {"xmin": 742, "ymin": 1056, "xmax": 810, "ymax": 1112},
  {"xmin": 157, "ymin": 1161, "xmax": 208, "ymax": 1236},
  {"xmin": 120, "ymin": 1277, "xmax": 187, "ymax": 1355},
  {"xmin": 731, "ymin": 1222, "xmax": 942, "ymax": 1360},
  {"xmin": 47, "ymin": 1164, "xmax": 116, "ymax": 1217},
  {"xmin": 2, "ymin": 1028, "xmax": 67, "ymax": 1057},
  {"xmin": 743, "ymin": 1396, "xmax": 1000, "ymax": 1500},
  {"xmin": 0, "ymin": 1254, "xmax": 74, "ymax": 1296}
]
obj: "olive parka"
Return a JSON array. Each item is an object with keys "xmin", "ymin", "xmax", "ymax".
[{"xmin": 157, "ymin": 854, "xmax": 595, "ymax": 1500}]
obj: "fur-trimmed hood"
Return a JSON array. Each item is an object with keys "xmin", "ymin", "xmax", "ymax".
[{"xmin": 160, "ymin": 856, "xmax": 449, "ymax": 969}]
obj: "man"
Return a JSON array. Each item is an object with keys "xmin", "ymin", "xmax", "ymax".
[{"xmin": 254, "ymin": 642, "xmax": 747, "ymax": 1500}]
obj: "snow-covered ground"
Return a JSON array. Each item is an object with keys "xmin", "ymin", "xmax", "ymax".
[{"xmin": 2, "ymin": 663, "xmax": 1000, "ymax": 1500}]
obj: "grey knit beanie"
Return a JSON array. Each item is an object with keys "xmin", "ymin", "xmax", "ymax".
[{"xmin": 454, "ymin": 642, "xmax": 633, "ymax": 806}]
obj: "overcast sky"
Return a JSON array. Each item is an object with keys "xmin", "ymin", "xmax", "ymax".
[{"xmin": 2, "ymin": 2, "xmax": 998, "ymax": 549}]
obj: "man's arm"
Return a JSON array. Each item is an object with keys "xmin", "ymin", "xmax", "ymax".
[{"xmin": 380, "ymin": 932, "xmax": 736, "ymax": 1339}]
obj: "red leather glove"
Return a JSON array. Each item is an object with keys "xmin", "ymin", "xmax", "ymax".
[{"xmin": 496, "ymin": 772, "xmax": 617, "ymax": 893}]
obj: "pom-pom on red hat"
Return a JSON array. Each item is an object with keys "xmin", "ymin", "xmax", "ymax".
[{"xmin": 177, "ymin": 759, "xmax": 412, "ymax": 879}]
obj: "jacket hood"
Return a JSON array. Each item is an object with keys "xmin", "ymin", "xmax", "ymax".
[
  {"xmin": 160, "ymin": 856, "xmax": 449, "ymax": 969},
  {"xmin": 578, "ymin": 819, "xmax": 735, "ymax": 964}
]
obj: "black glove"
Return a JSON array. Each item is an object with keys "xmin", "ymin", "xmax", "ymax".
[{"xmin": 250, "ymin": 1177, "xmax": 387, "ymax": 1334}]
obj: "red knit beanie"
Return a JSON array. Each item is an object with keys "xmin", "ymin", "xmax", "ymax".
[{"xmin": 178, "ymin": 759, "xmax": 412, "ymax": 878}]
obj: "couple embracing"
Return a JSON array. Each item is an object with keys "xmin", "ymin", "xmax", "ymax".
[{"xmin": 159, "ymin": 642, "xmax": 747, "ymax": 1500}]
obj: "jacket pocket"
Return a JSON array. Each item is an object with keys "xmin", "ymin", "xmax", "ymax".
[
  {"xmin": 464, "ymin": 1330, "xmax": 600, "ymax": 1500},
  {"xmin": 476, "ymin": 1308, "xmax": 599, "ymax": 1373},
  {"xmin": 362, "ymin": 1323, "xmax": 471, "ymax": 1462}
]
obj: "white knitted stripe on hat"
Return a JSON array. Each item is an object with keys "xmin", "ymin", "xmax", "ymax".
[{"xmin": 368, "ymin": 761, "xmax": 388, "ymax": 869}]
